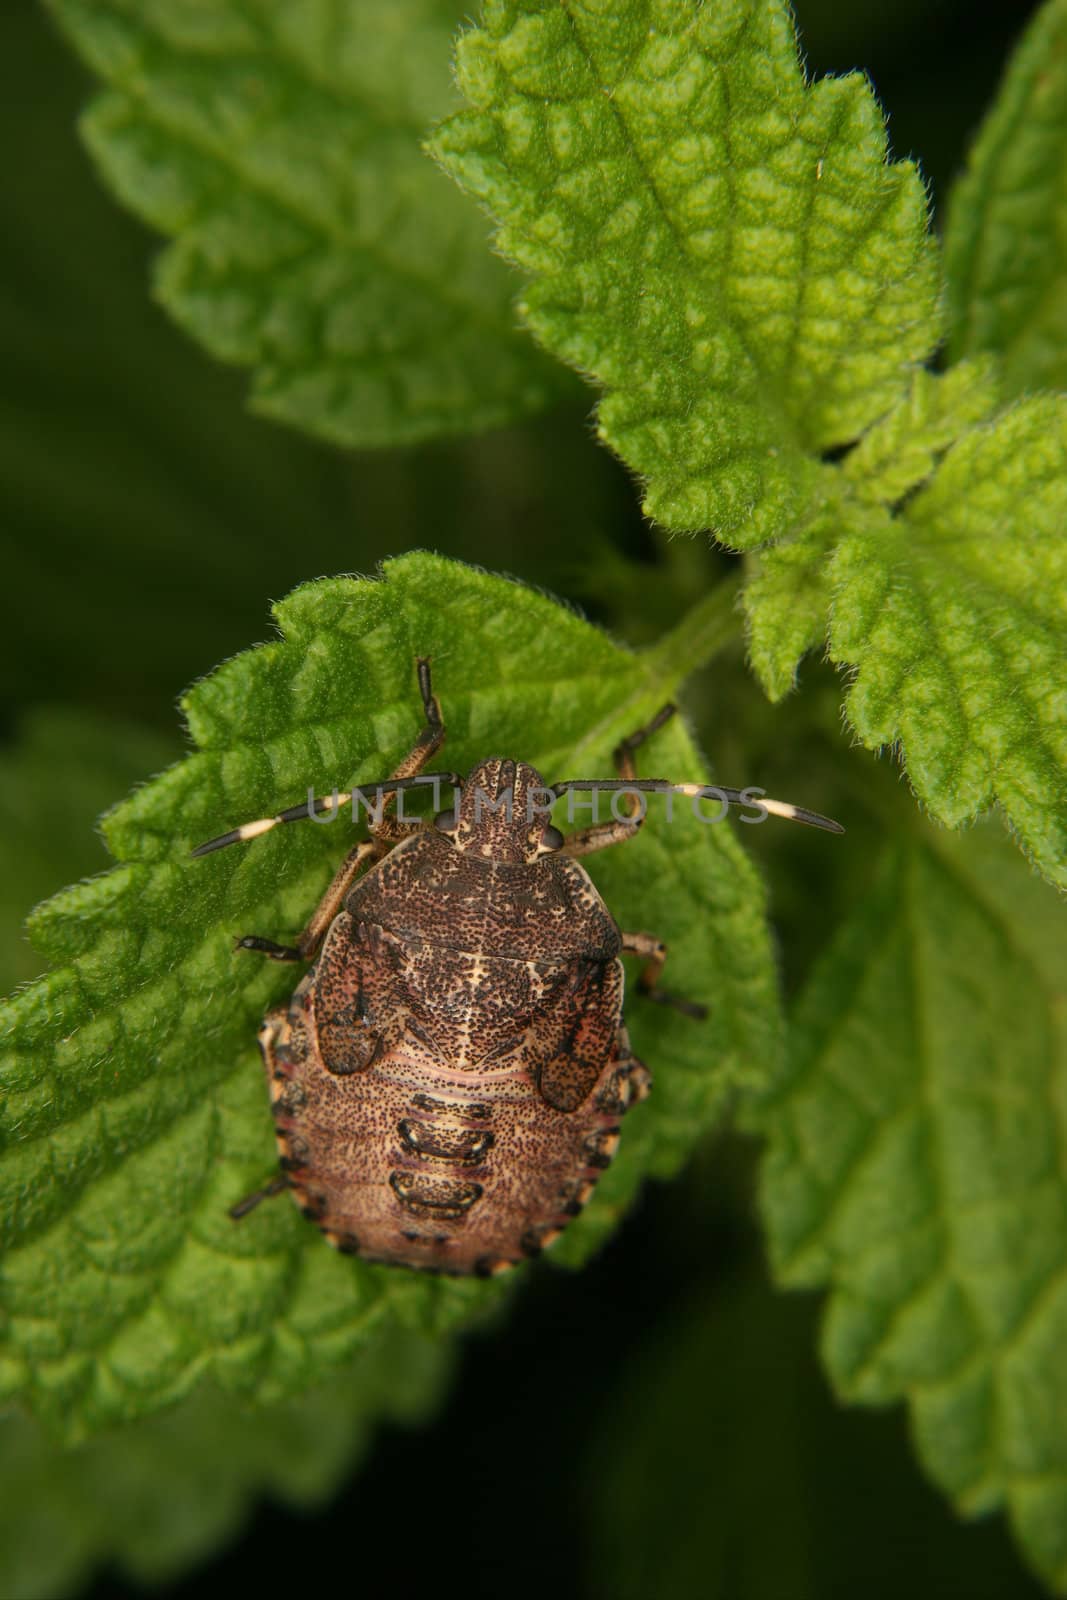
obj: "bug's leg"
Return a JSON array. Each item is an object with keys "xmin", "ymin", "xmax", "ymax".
[
  {"xmin": 537, "ymin": 1029, "xmax": 653, "ymax": 1249},
  {"xmin": 231, "ymin": 1005, "xmax": 304, "ymax": 1223},
  {"xmin": 594, "ymin": 1025, "xmax": 652, "ymax": 1116},
  {"xmin": 621, "ymin": 929, "xmax": 708, "ymax": 1020},
  {"xmin": 368, "ymin": 656, "xmax": 450, "ymax": 847},
  {"xmin": 235, "ymin": 936, "xmax": 303, "ymax": 961},
  {"xmin": 614, "ymin": 703, "xmax": 677, "ymax": 773},
  {"xmin": 560, "ymin": 815, "xmax": 640, "ymax": 857},
  {"xmin": 237, "ymin": 659, "xmax": 450, "ymax": 962},
  {"xmin": 561, "ymin": 705, "xmax": 675, "ymax": 858},
  {"xmin": 229, "ymin": 1174, "xmax": 289, "ymax": 1220},
  {"xmin": 294, "ymin": 838, "xmax": 382, "ymax": 958},
  {"xmin": 556, "ymin": 702, "xmax": 706, "ymax": 1016},
  {"xmin": 234, "ymin": 839, "xmax": 382, "ymax": 963},
  {"xmin": 193, "ymin": 659, "xmax": 460, "ymax": 863}
]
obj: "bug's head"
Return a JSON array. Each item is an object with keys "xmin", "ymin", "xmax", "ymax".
[{"xmin": 436, "ymin": 758, "xmax": 562, "ymax": 864}]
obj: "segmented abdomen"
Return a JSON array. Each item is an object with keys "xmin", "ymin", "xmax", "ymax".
[{"xmin": 261, "ymin": 921, "xmax": 647, "ymax": 1274}]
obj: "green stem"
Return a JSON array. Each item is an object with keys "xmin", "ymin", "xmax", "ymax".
[{"xmin": 644, "ymin": 569, "xmax": 745, "ymax": 693}]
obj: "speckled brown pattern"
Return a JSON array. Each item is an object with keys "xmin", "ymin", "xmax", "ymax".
[{"xmin": 262, "ymin": 812, "xmax": 651, "ymax": 1275}]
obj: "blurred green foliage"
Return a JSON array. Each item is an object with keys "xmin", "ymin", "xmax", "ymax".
[
  {"xmin": 46, "ymin": 0, "xmax": 571, "ymax": 446},
  {"xmin": 588, "ymin": 1264, "xmax": 1045, "ymax": 1600},
  {"xmin": 0, "ymin": 1323, "xmax": 450, "ymax": 1600},
  {"xmin": 0, "ymin": 711, "xmax": 178, "ymax": 992},
  {"xmin": 0, "ymin": 0, "xmax": 651, "ymax": 724}
]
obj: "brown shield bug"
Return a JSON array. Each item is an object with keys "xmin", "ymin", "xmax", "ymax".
[{"xmin": 192, "ymin": 661, "xmax": 841, "ymax": 1276}]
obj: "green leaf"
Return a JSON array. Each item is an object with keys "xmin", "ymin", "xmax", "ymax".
[
  {"xmin": 945, "ymin": 0, "xmax": 1067, "ymax": 395},
  {"xmin": 44, "ymin": 0, "xmax": 567, "ymax": 448},
  {"xmin": 0, "ymin": 709, "xmax": 454, "ymax": 1593},
  {"xmin": 0, "ymin": 1327, "xmax": 449, "ymax": 1599},
  {"xmin": 744, "ymin": 355, "xmax": 1002, "ymax": 703},
  {"xmin": 431, "ymin": 0, "xmax": 940, "ymax": 543},
  {"xmin": 2, "ymin": 0, "xmax": 632, "ymax": 723},
  {"xmin": 743, "ymin": 366, "xmax": 1067, "ymax": 891},
  {"xmin": 751, "ymin": 820, "xmax": 1067, "ymax": 1596},
  {"xmin": 830, "ymin": 394, "xmax": 1067, "ymax": 888},
  {"xmin": 741, "ymin": 491, "xmax": 838, "ymax": 702},
  {"xmin": 0, "ymin": 552, "xmax": 779, "ymax": 1435}
]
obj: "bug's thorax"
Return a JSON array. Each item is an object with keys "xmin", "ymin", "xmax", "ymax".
[{"xmin": 343, "ymin": 828, "xmax": 622, "ymax": 966}]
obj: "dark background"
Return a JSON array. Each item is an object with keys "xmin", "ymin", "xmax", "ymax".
[{"xmin": 0, "ymin": 2, "xmax": 1048, "ymax": 1595}]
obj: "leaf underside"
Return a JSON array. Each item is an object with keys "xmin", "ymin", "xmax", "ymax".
[
  {"xmin": 0, "ymin": 551, "xmax": 779, "ymax": 1436},
  {"xmin": 45, "ymin": 0, "xmax": 568, "ymax": 447},
  {"xmin": 751, "ymin": 820, "xmax": 1067, "ymax": 1595}
]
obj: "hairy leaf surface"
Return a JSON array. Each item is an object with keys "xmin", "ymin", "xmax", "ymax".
[
  {"xmin": 743, "ymin": 368, "xmax": 1067, "ymax": 890},
  {"xmin": 45, "ymin": 0, "xmax": 566, "ymax": 446},
  {"xmin": 0, "ymin": 553, "xmax": 778, "ymax": 1434},
  {"xmin": 432, "ymin": 0, "xmax": 940, "ymax": 542},
  {"xmin": 753, "ymin": 821, "xmax": 1067, "ymax": 1595}
]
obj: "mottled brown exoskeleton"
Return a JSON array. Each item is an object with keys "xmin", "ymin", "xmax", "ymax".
[{"xmin": 193, "ymin": 661, "xmax": 841, "ymax": 1276}]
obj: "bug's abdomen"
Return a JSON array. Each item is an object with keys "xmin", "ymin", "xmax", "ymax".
[
  {"xmin": 266, "ymin": 1024, "xmax": 645, "ymax": 1274},
  {"xmin": 260, "ymin": 918, "xmax": 649, "ymax": 1275}
]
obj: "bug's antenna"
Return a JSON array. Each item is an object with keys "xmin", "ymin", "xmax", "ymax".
[
  {"xmin": 191, "ymin": 772, "xmax": 465, "ymax": 857},
  {"xmin": 229, "ymin": 1174, "xmax": 289, "ymax": 1219},
  {"xmin": 550, "ymin": 779, "xmax": 844, "ymax": 834}
]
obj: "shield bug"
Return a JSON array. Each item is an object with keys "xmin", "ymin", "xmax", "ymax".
[{"xmin": 193, "ymin": 661, "xmax": 841, "ymax": 1276}]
